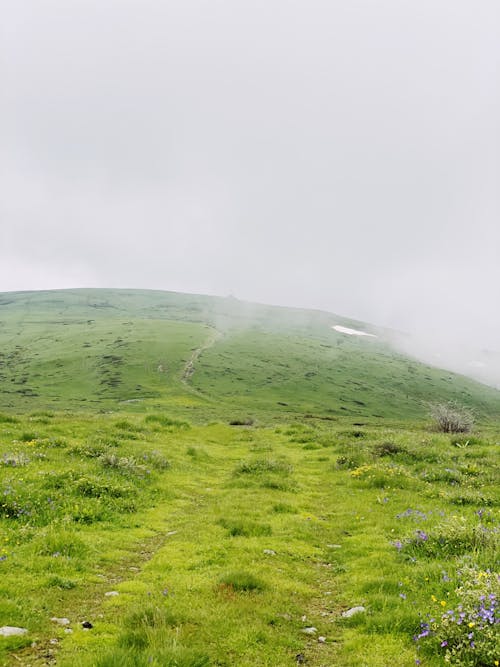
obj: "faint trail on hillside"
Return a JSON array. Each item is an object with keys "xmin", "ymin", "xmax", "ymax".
[{"xmin": 181, "ymin": 326, "xmax": 221, "ymax": 383}]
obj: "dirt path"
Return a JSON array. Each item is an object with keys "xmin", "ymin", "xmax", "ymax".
[{"xmin": 181, "ymin": 326, "xmax": 221, "ymax": 383}]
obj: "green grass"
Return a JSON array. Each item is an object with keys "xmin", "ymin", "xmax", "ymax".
[
  {"xmin": 0, "ymin": 288, "xmax": 499, "ymax": 421},
  {"xmin": 0, "ymin": 413, "xmax": 498, "ymax": 666},
  {"xmin": 0, "ymin": 288, "xmax": 498, "ymax": 666}
]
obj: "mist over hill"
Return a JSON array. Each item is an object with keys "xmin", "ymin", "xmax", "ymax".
[{"xmin": 387, "ymin": 329, "xmax": 500, "ymax": 392}]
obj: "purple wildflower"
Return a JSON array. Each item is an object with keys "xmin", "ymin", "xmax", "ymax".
[{"xmin": 416, "ymin": 530, "xmax": 428, "ymax": 541}]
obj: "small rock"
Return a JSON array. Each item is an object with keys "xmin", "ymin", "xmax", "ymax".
[
  {"xmin": 302, "ymin": 626, "xmax": 317, "ymax": 635},
  {"xmin": 0, "ymin": 626, "xmax": 28, "ymax": 637},
  {"xmin": 129, "ymin": 567, "xmax": 140, "ymax": 572},
  {"xmin": 104, "ymin": 591, "xmax": 119, "ymax": 597},
  {"xmin": 64, "ymin": 628, "xmax": 73, "ymax": 634},
  {"xmin": 166, "ymin": 530, "xmax": 178, "ymax": 536},
  {"xmin": 263, "ymin": 549, "xmax": 276, "ymax": 556},
  {"xmin": 51, "ymin": 617, "xmax": 70, "ymax": 626},
  {"xmin": 49, "ymin": 638, "xmax": 59, "ymax": 645},
  {"xmin": 342, "ymin": 606, "xmax": 366, "ymax": 618},
  {"xmin": 81, "ymin": 621, "xmax": 93, "ymax": 629},
  {"xmin": 318, "ymin": 636, "xmax": 326, "ymax": 643}
]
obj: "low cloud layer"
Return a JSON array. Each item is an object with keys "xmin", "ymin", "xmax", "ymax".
[{"xmin": 1, "ymin": 1, "xmax": 499, "ymax": 382}]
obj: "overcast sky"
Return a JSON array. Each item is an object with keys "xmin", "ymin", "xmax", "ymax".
[{"xmin": 1, "ymin": 1, "xmax": 499, "ymax": 363}]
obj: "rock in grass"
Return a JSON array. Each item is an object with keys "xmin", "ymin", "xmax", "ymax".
[
  {"xmin": 302, "ymin": 626, "xmax": 317, "ymax": 635},
  {"xmin": 104, "ymin": 591, "xmax": 119, "ymax": 597},
  {"xmin": 81, "ymin": 621, "xmax": 93, "ymax": 629},
  {"xmin": 51, "ymin": 617, "xmax": 70, "ymax": 626},
  {"xmin": 0, "ymin": 626, "xmax": 28, "ymax": 637},
  {"xmin": 342, "ymin": 606, "xmax": 366, "ymax": 618},
  {"xmin": 263, "ymin": 549, "xmax": 276, "ymax": 556},
  {"xmin": 318, "ymin": 636, "xmax": 326, "ymax": 643}
]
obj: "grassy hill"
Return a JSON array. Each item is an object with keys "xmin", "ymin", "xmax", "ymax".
[
  {"xmin": 0, "ymin": 288, "xmax": 498, "ymax": 421},
  {"xmin": 0, "ymin": 289, "xmax": 498, "ymax": 667}
]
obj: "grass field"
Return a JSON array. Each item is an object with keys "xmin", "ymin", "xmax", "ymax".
[
  {"xmin": 0, "ymin": 289, "xmax": 499, "ymax": 421},
  {"xmin": 0, "ymin": 289, "xmax": 498, "ymax": 666}
]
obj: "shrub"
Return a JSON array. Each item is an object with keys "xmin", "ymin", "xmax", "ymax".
[
  {"xmin": 99, "ymin": 453, "xmax": 150, "ymax": 476},
  {"xmin": 430, "ymin": 402, "xmax": 474, "ymax": 434}
]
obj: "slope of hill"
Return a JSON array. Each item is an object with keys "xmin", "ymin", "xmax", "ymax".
[
  {"xmin": 0, "ymin": 289, "xmax": 498, "ymax": 667},
  {"xmin": 0, "ymin": 288, "xmax": 498, "ymax": 421}
]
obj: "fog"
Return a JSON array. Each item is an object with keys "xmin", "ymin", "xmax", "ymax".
[{"xmin": 1, "ymin": 1, "xmax": 499, "ymax": 384}]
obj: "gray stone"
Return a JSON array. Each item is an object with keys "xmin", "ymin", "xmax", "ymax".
[
  {"xmin": 342, "ymin": 606, "xmax": 366, "ymax": 618},
  {"xmin": 263, "ymin": 549, "xmax": 276, "ymax": 556},
  {"xmin": 104, "ymin": 591, "xmax": 119, "ymax": 597},
  {"xmin": 0, "ymin": 626, "xmax": 28, "ymax": 637},
  {"xmin": 302, "ymin": 626, "xmax": 317, "ymax": 635},
  {"xmin": 51, "ymin": 617, "xmax": 70, "ymax": 626},
  {"xmin": 318, "ymin": 636, "xmax": 326, "ymax": 643}
]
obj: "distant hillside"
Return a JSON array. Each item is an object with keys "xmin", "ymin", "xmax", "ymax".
[{"xmin": 0, "ymin": 288, "xmax": 499, "ymax": 421}]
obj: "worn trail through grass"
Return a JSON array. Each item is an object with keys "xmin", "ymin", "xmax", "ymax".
[{"xmin": 53, "ymin": 424, "xmax": 345, "ymax": 666}]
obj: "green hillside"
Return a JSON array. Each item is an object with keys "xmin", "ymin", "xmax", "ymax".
[
  {"xmin": 0, "ymin": 289, "xmax": 498, "ymax": 667},
  {"xmin": 0, "ymin": 288, "xmax": 498, "ymax": 420}
]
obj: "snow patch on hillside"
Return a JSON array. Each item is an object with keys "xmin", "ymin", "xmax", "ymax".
[{"xmin": 332, "ymin": 325, "xmax": 377, "ymax": 338}]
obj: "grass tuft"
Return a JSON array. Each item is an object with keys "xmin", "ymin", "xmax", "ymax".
[{"xmin": 218, "ymin": 571, "xmax": 266, "ymax": 592}]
